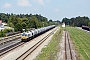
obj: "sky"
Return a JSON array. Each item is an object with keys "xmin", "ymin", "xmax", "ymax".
[{"xmin": 0, "ymin": 0, "xmax": 90, "ymax": 21}]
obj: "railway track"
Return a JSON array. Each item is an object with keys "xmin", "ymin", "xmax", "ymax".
[
  {"xmin": 65, "ymin": 31, "xmax": 76, "ymax": 60},
  {"xmin": 0, "ymin": 41, "xmax": 25, "ymax": 57},
  {"xmin": 16, "ymin": 29, "xmax": 56, "ymax": 60},
  {"xmin": 0, "ymin": 33, "xmax": 21, "ymax": 46},
  {"xmin": 0, "ymin": 34, "xmax": 22, "ymax": 57},
  {"xmin": 0, "ymin": 34, "xmax": 21, "ymax": 57}
]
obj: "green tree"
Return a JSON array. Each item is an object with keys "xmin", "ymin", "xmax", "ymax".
[
  {"xmin": 22, "ymin": 17, "xmax": 28, "ymax": 24},
  {"xmin": 21, "ymin": 22, "xmax": 27, "ymax": 29},
  {"xmin": 17, "ymin": 18, "xmax": 22, "ymax": 24},
  {"xmin": 8, "ymin": 22, "xmax": 15, "ymax": 28},
  {"xmin": 88, "ymin": 22, "xmax": 90, "ymax": 26},
  {"xmin": 14, "ymin": 23, "xmax": 22, "ymax": 32},
  {"xmin": 62, "ymin": 16, "xmax": 90, "ymax": 27},
  {"xmin": 0, "ymin": 13, "xmax": 58, "ymax": 33},
  {"xmin": 29, "ymin": 16, "xmax": 39, "ymax": 28}
]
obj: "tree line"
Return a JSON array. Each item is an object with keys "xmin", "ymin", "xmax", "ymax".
[
  {"xmin": 0, "ymin": 13, "xmax": 59, "ymax": 32},
  {"xmin": 62, "ymin": 16, "xmax": 90, "ymax": 27}
]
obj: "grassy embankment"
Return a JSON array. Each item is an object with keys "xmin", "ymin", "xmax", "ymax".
[
  {"xmin": 66, "ymin": 27, "xmax": 90, "ymax": 60},
  {"xmin": 35, "ymin": 26, "xmax": 63, "ymax": 60}
]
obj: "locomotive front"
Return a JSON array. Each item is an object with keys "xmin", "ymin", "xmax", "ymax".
[{"xmin": 21, "ymin": 33, "xmax": 28, "ymax": 42}]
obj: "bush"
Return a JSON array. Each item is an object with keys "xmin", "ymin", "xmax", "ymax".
[
  {"xmin": 0, "ymin": 30, "xmax": 5, "ymax": 37},
  {"xmin": 0, "ymin": 28, "xmax": 13, "ymax": 37}
]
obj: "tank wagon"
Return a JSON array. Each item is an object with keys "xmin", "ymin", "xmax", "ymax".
[
  {"xmin": 82, "ymin": 25, "xmax": 90, "ymax": 31},
  {"xmin": 21, "ymin": 25, "xmax": 55, "ymax": 42}
]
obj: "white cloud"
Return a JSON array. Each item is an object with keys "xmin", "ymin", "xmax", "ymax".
[
  {"xmin": 37, "ymin": 0, "xmax": 44, "ymax": 5},
  {"xmin": 55, "ymin": 9, "xmax": 59, "ymax": 12},
  {"xmin": 3, "ymin": 3, "xmax": 12, "ymax": 8},
  {"xmin": 17, "ymin": 0, "xmax": 32, "ymax": 7},
  {"xmin": 33, "ymin": 0, "xmax": 50, "ymax": 5},
  {"xmin": 46, "ymin": 0, "xmax": 50, "ymax": 2},
  {"xmin": 33, "ymin": 0, "xmax": 45, "ymax": 5}
]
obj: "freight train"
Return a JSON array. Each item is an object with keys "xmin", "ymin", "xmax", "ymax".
[
  {"xmin": 21, "ymin": 25, "xmax": 56, "ymax": 42},
  {"xmin": 82, "ymin": 25, "xmax": 90, "ymax": 31}
]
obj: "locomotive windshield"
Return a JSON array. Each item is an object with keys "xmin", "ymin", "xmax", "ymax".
[{"xmin": 22, "ymin": 33, "xmax": 27, "ymax": 36}]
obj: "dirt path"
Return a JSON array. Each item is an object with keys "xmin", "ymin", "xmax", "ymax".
[{"xmin": 57, "ymin": 31, "xmax": 77, "ymax": 60}]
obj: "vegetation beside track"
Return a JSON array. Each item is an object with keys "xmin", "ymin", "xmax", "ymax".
[
  {"xmin": 35, "ymin": 27, "xmax": 63, "ymax": 60},
  {"xmin": 66, "ymin": 26, "xmax": 90, "ymax": 60}
]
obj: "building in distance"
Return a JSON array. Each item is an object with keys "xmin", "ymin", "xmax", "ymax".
[
  {"xmin": 0, "ymin": 20, "xmax": 14, "ymax": 31},
  {"xmin": 62, "ymin": 22, "xmax": 65, "ymax": 27}
]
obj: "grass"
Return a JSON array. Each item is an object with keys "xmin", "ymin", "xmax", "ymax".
[
  {"xmin": 66, "ymin": 26, "xmax": 90, "ymax": 60},
  {"xmin": 35, "ymin": 26, "xmax": 63, "ymax": 60}
]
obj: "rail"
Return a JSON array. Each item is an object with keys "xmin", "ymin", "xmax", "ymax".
[
  {"xmin": 65, "ymin": 31, "xmax": 76, "ymax": 60},
  {"xmin": 0, "ymin": 33, "xmax": 21, "ymax": 45}
]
